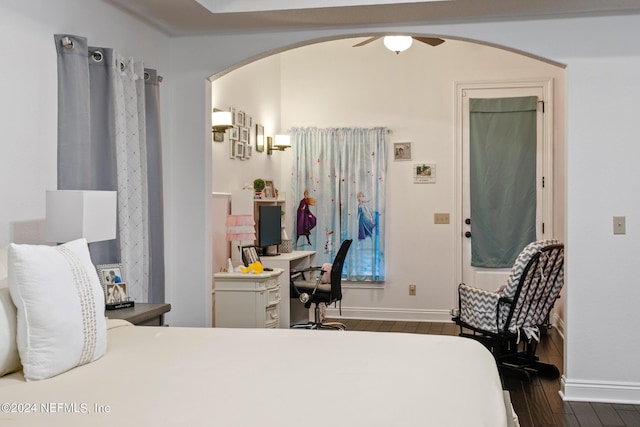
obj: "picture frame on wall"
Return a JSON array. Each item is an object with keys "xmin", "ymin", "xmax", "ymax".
[
  {"xmin": 414, "ymin": 163, "xmax": 437, "ymax": 184},
  {"xmin": 256, "ymin": 124, "xmax": 264, "ymax": 152},
  {"xmin": 229, "ymin": 139, "xmax": 237, "ymax": 158},
  {"xmin": 230, "ymin": 125, "xmax": 239, "ymax": 141},
  {"xmin": 394, "ymin": 142, "xmax": 412, "ymax": 161},
  {"xmin": 212, "ymin": 131, "xmax": 225, "ymax": 143},
  {"xmin": 244, "ymin": 144, "xmax": 252, "ymax": 159},
  {"xmin": 236, "ymin": 142, "xmax": 245, "ymax": 159},
  {"xmin": 240, "ymin": 127, "xmax": 249, "ymax": 144}
]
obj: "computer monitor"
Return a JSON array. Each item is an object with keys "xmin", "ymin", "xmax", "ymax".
[{"xmin": 258, "ymin": 205, "xmax": 282, "ymax": 255}]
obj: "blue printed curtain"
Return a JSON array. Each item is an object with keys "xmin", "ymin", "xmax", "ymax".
[{"xmin": 291, "ymin": 127, "xmax": 387, "ymax": 281}]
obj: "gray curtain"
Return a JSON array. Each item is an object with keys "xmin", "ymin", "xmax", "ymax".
[
  {"xmin": 54, "ymin": 34, "xmax": 119, "ymax": 265},
  {"xmin": 54, "ymin": 34, "xmax": 165, "ymax": 303},
  {"xmin": 144, "ymin": 69, "xmax": 165, "ymax": 303},
  {"xmin": 469, "ymin": 96, "xmax": 537, "ymax": 267}
]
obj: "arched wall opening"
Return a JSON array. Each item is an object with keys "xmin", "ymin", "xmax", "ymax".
[{"xmin": 207, "ymin": 34, "xmax": 566, "ymax": 328}]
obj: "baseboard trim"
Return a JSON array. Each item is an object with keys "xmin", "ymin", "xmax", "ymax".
[
  {"xmin": 561, "ymin": 376, "xmax": 640, "ymax": 404},
  {"xmin": 325, "ymin": 306, "xmax": 453, "ymax": 322}
]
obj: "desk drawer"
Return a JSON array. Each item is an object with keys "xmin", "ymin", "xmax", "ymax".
[
  {"xmin": 265, "ymin": 305, "xmax": 279, "ymax": 327},
  {"xmin": 267, "ymin": 286, "xmax": 280, "ymax": 306}
]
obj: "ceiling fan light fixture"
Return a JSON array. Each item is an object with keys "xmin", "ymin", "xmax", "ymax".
[{"xmin": 383, "ymin": 36, "xmax": 413, "ymax": 54}]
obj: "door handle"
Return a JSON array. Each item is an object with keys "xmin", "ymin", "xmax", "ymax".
[{"xmin": 464, "ymin": 231, "xmax": 471, "ymax": 238}]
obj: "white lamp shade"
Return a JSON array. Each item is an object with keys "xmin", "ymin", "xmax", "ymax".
[
  {"xmin": 212, "ymin": 111, "xmax": 233, "ymax": 129},
  {"xmin": 274, "ymin": 134, "xmax": 291, "ymax": 148},
  {"xmin": 383, "ymin": 36, "xmax": 413, "ymax": 53},
  {"xmin": 46, "ymin": 190, "xmax": 117, "ymax": 243}
]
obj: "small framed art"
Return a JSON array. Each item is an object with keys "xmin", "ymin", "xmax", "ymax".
[
  {"xmin": 97, "ymin": 263, "xmax": 125, "ymax": 288},
  {"xmin": 240, "ymin": 127, "xmax": 249, "ymax": 144},
  {"xmin": 106, "ymin": 282, "xmax": 129, "ymax": 304},
  {"xmin": 230, "ymin": 125, "xmax": 239, "ymax": 141},
  {"xmin": 414, "ymin": 163, "xmax": 437, "ymax": 184},
  {"xmin": 394, "ymin": 142, "xmax": 412, "ymax": 161},
  {"xmin": 264, "ymin": 180, "xmax": 275, "ymax": 198},
  {"xmin": 213, "ymin": 131, "xmax": 225, "ymax": 143}
]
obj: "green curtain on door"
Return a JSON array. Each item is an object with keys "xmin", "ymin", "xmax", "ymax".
[{"xmin": 469, "ymin": 96, "xmax": 537, "ymax": 267}]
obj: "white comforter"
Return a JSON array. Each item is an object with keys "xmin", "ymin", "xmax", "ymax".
[{"xmin": 0, "ymin": 321, "xmax": 508, "ymax": 426}]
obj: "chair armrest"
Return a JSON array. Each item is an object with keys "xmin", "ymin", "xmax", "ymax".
[
  {"xmin": 458, "ymin": 284, "xmax": 502, "ymax": 333},
  {"xmin": 291, "ymin": 266, "xmax": 326, "ymax": 282}
]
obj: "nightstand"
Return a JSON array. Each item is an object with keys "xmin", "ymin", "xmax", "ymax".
[{"xmin": 106, "ymin": 303, "xmax": 171, "ymax": 326}]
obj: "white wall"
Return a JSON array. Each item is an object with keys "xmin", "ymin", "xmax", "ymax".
[
  {"xmin": 211, "ymin": 55, "xmax": 283, "ymax": 194},
  {"xmin": 2, "ymin": 0, "xmax": 640, "ymax": 404}
]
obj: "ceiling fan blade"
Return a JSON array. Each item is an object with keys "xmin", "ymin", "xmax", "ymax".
[
  {"xmin": 353, "ymin": 36, "xmax": 382, "ymax": 47},
  {"xmin": 413, "ymin": 37, "xmax": 445, "ymax": 47}
]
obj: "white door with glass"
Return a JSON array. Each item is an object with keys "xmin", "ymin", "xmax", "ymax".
[{"xmin": 457, "ymin": 81, "xmax": 553, "ymax": 291}]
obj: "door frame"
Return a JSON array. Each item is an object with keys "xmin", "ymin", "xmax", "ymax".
[{"xmin": 453, "ymin": 78, "xmax": 555, "ymax": 291}]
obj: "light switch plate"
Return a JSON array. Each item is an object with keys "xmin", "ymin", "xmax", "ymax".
[
  {"xmin": 613, "ymin": 216, "xmax": 626, "ymax": 235},
  {"xmin": 434, "ymin": 213, "xmax": 450, "ymax": 224}
]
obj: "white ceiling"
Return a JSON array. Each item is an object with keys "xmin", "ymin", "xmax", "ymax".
[{"xmin": 103, "ymin": 0, "xmax": 640, "ymax": 36}]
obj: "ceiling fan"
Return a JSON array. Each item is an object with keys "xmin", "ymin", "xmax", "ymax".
[{"xmin": 353, "ymin": 36, "xmax": 445, "ymax": 54}]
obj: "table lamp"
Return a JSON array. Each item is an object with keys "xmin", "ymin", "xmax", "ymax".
[
  {"xmin": 45, "ymin": 190, "xmax": 117, "ymax": 243},
  {"xmin": 226, "ymin": 214, "xmax": 255, "ymax": 268}
]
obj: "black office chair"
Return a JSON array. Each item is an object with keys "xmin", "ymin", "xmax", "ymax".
[{"xmin": 290, "ymin": 239, "xmax": 352, "ymax": 330}]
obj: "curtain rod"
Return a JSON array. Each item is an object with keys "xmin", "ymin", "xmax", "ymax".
[{"xmin": 59, "ymin": 36, "xmax": 163, "ymax": 82}]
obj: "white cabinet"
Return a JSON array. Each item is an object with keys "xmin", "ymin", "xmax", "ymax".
[{"xmin": 214, "ymin": 269, "xmax": 283, "ymax": 328}]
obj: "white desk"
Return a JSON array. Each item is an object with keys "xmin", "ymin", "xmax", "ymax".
[
  {"xmin": 213, "ymin": 269, "xmax": 283, "ymax": 328},
  {"xmin": 260, "ymin": 250, "xmax": 316, "ymax": 328}
]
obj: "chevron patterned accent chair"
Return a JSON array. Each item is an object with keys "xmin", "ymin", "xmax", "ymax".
[{"xmin": 454, "ymin": 240, "xmax": 564, "ymax": 380}]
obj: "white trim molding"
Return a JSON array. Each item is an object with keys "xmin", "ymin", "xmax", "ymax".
[
  {"xmin": 561, "ymin": 377, "xmax": 640, "ymax": 404},
  {"xmin": 325, "ymin": 306, "xmax": 453, "ymax": 322}
]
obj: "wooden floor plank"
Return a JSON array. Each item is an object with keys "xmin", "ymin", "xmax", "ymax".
[
  {"xmin": 618, "ymin": 409, "xmax": 640, "ymax": 426},
  {"xmin": 591, "ymin": 402, "xmax": 625, "ymax": 426},
  {"xmin": 390, "ymin": 321, "xmax": 407, "ymax": 332},
  {"xmin": 378, "ymin": 321, "xmax": 395, "ymax": 332},
  {"xmin": 403, "ymin": 321, "xmax": 419, "ymax": 333},
  {"xmin": 427, "ymin": 322, "xmax": 445, "ymax": 334},
  {"xmin": 523, "ymin": 380, "xmax": 559, "ymax": 426},
  {"xmin": 570, "ymin": 402, "xmax": 605, "ymax": 427},
  {"xmin": 415, "ymin": 322, "xmax": 431, "ymax": 334}
]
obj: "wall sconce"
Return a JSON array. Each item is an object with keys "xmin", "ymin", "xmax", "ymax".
[
  {"xmin": 267, "ymin": 134, "xmax": 291, "ymax": 155},
  {"xmin": 212, "ymin": 109, "xmax": 233, "ymax": 137}
]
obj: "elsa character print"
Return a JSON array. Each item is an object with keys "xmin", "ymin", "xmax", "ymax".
[{"xmin": 357, "ymin": 192, "xmax": 377, "ymax": 241}]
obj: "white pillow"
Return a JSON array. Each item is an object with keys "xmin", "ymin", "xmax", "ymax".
[
  {"xmin": 0, "ymin": 245, "xmax": 8, "ymax": 284},
  {"xmin": 0, "ymin": 287, "xmax": 21, "ymax": 376},
  {"xmin": 8, "ymin": 239, "xmax": 107, "ymax": 381}
]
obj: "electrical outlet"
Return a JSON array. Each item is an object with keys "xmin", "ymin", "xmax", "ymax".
[
  {"xmin": 409, "ymin": 284, "xmax": 416, "ymax": 296},
  {"xmin": 434, "ymin": 213, "xmax": 450, "ymax": 224}
]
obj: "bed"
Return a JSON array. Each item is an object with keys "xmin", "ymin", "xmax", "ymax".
[{"xmin": 0, "ymin": 241, "xmax": 515, "ymax": 426}]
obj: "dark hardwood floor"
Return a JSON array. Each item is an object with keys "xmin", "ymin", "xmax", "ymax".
[{"xmin": 328, "ymin": 318, "xmax": 640, "ymax": 427}]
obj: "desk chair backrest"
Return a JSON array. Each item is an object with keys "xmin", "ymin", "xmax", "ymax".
[
  {"xmin": 500, "ymin": 241, "xmax": 564, "ymax": 337},
  {"xmin": 329, "ymin": 239, "xmax": 352, "ymax": 303}
]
